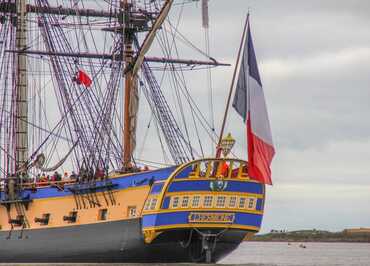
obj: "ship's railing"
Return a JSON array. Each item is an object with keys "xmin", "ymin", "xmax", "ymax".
[
  {"xmin": 0, "ymin": 167, "xmax": 155, "ymax": 192},
  {"xmin": 22, "ymin": 180, "xmax": 77, "ymax": 189},
  {"xmin": 143, "ymin": 158, "xmax": 251, "ymax": 211},
  {"xmin": 155, "ymin": 158, "xmax": 253, "ymax": 210},
  {"xmin": 0, "ymin": 180, "xmax": 77, "ymax": 192},
  {"xmin": 183, "ymin": 158, "xmax": 249, "ymax": 180}
]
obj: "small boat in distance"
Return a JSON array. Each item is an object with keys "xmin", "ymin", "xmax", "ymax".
[{"xmin": 0, "ymin": 0, "xmax": 275, "ymax": 263}]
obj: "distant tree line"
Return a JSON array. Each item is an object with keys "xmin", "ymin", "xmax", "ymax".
[{"xmin": 250, "ymin": 229, "xmax": 370, "ymax": 243}]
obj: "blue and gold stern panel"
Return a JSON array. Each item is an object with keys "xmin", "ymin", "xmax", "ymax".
[{"xmin": 141, "ymin": 158, "xmax": 265, "ymax": 243}]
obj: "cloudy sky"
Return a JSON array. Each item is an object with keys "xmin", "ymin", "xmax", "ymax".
[{"xmin": 147, "ymin": 0, "xmax": 370, "ymax": 233}]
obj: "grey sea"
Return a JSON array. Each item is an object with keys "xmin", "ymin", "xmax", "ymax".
[
  {"xmin": 220, "ymin": 241, "xmax": 370, "ymax": 266},
  {"xmin": 0, "ymin": 242, "xmax": 369, "ymax": 266}
]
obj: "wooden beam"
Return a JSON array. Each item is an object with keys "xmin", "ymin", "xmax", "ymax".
[
  {"xmin": 5, "ymin": 50, "xmax": 230, "ymax": 67},
  {"xmin": 0, "ymin": 3, "xmax": 117, "ymax": 18}
]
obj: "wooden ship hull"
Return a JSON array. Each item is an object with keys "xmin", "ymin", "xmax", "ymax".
[
  {"xmin": 0, "ymin": 158, "xmax": 265, "ymax": 262},
  {"xmin": 0, "ymin": 220, "xmax": 246, "ymax": 262}
]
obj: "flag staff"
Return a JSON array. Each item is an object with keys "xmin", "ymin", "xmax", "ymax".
[{"xmin": 216, "ymin": 13, "xmax": 249, "ymax": 158}]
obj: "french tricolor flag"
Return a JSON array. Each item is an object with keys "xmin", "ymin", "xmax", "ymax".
[{"xmin": 232, "ymin": 18, "xmax": 275, "ymax": 185}]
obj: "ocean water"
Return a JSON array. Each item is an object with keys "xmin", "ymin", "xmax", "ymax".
[
  {"xmin": 0, "ymin": 242, "xmax": 368, "ymax": 266},
  {"xmin": 220, "ymin": 241, "xmax": 370, "ymax": 266}
]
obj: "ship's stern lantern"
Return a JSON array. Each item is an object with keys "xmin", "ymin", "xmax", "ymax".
[{"xmin": 220, "ymin": 133, "xmax": 235, "ymax": 157}]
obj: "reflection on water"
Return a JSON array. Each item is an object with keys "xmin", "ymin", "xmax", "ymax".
[{"xmin": 220, "ymin": 241, "xmax": 370, "ymax": 266}]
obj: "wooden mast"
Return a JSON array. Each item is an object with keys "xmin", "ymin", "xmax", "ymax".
[
  {"xmin": 122, "ymin": 0, "xmax": 134, "ymax": 169},
  {"xmin": 122, "ymin": 0, "xmax": 174, "ymax": 169},
  {"xmin": 15, "ymin": 0, "xmax": 28, "ymax": 172}
]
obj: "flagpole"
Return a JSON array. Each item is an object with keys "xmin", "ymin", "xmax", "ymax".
[{"xmin": 216, "ymin": 13, "xmax": 249, "ymax": 158}]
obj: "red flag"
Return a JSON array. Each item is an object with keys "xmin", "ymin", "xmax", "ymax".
[
  {"xmin": 76, "ymin": 70, "xmax": 92, "ymax": 87},
  {"xmin": 247, "ymin": 113, "xmax": 275, "ymax": 185}
]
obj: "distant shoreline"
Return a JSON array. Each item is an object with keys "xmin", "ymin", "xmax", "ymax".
[
  {"xmin": 249, "ymin": 230, "xmax": 370, "ymax": 243},
  {"xmin": 249, "ymin": 239, "xmax": 370, "ymax": 243}
]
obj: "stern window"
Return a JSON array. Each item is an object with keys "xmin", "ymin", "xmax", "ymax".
[
  {"xmin": 181, "ymin": 196, "xmax": 189, "ymax": 208},
  {"xmin": 172, "ymin": 197, "xmax": 180, "ymax": 208},
  {"xmin": 247, "ymin": 198, "xmax": 256, "ymax": 210},
  {"xmin": 192, "ymin": 196, "xmax": 200, "ymax": 208},
  {"xmin": 229, "ymin": 196, "xmax": 237, "ymax": 208},
  {"xmin": 239, "ymin": 197, "xmax": 246, "ymax": 208},
  {"xmin": 216, "ymin": 196, "xmax": 226, "ymax": 208},
  {"xmin": 144, "ymin": 199, "xmax": 151, "ymax": 210},
  {"xmin": 204, "ymin": 196, "xmax": 213, "ymax": 207},
  {"xmin": 150, "ymin": 198, "xmax": 157, "ymax": 210}
]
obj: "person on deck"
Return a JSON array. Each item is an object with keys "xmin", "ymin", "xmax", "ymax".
[
  {"xmin": 52, "ymin": 171, "xmax": 61, "ymax": 182},
  {"xmin": 56, "ymin": 171, "xmax": 62, "ymax": 181},
  {"xmin": 95, "ymin": 168, "xmax": 105, "ymax": 179},
  {"xmin": 39, "ymin": 173, "xmax": 48, "ymax": 186},
  {"xmin": 70, "ymin": 171, "xmax": 77, "ymax": 181},
  {"xmin": 36, "ymin": 173, "xmax": 41, "ymax": 183},
  {"xmin": 221, "ymin": 161, "xmax": 230, "ymax": 177}
]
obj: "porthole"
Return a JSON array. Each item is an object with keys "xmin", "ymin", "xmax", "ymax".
[
  {"xmin": 34, "ymin": 213, "xmax": 50, "ymax": 225},
  {"xmin": 128, "ymin": 206, "xmax": 137, "ymax": 218},
  {"xmin": 98, "ymin": 209, "xmax": 108, "ymax": 221},
  {"xmin": 63, "ymin": 211, "xmax": 77, "ymax": 223}
]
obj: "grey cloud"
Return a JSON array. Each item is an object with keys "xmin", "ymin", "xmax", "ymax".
[{"xmin": 263, "ymin": 184, "xmax": 370, "ymax": 232}]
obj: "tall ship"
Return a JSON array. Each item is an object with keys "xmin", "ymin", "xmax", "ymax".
[{"xmin": 0, "ymin": 0, "xmax": 275, "ymax": 263}]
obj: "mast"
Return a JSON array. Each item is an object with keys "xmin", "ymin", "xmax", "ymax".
[
  {"xmin": 122, "ymin": 0, "xmax": 137, "ymax": 169},
  {"xmin": 15, "ymin": 0, "xmax": 28, "ymax": 172},
  {"xmin": 122, "ymin": 0, "xmax": 174, "ymax": 169}
]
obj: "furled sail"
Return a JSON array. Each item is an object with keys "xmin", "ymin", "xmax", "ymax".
[
  {"xmin": 132, "ymin": 0, "xmax": 174, "ymax": 76},
  {"xmin": 129, "ymin": 77, "xmax": 139, "ymax": 160},
  {"xmin": 34, "ymin": 142, "xmax": 78, "ymax": 172},
  {"xmin": 202, "ymin": 0, "xmax": 209, "ymax": 28},
  {"xmin": 125, "ymin": 0, "xmax": 174, "ymax": 166}
]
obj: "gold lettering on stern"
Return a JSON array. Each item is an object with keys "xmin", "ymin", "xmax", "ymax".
[{"xmin": 188, "ymin": 212, "xmax": 235, "ymax": 223}]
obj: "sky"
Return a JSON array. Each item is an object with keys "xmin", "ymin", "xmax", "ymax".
[{"xmin": 144, "ymin": 0, "xmax": 370, "ymax": 233}]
